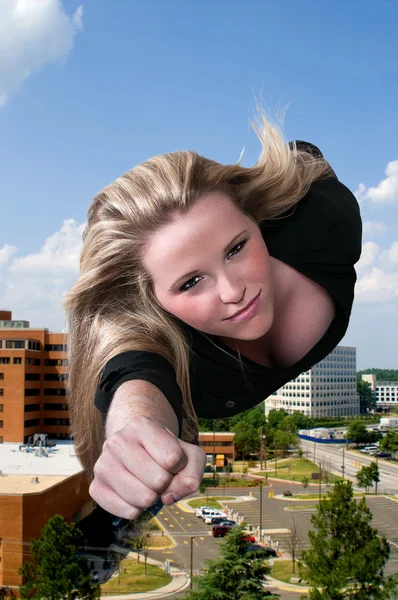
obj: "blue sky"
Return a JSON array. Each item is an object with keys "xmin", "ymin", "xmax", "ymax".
[{"xmin": 0, "ymin": 0, "xmax": 397, "ymax": 369}]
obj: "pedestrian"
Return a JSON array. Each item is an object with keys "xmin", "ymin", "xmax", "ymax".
[{"xmin": 64, "ymin": 111, "xmax": 362, "ymax": 520}]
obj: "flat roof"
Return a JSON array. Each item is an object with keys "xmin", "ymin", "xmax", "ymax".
[{"xmin": 0, "ymin": 441, "xmax": 84, "ymax": 495}]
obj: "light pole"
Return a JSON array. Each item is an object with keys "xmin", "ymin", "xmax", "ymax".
[
  {"xmin": 259, "ymin": 484, "xmax": 263, "ymax": 542},
  {"xmin": 341, "ymin": 448, "xmax": 345, "ymax": 480},
  {"xmin": 318, "ymin": 463, "xmax": 322, "ymax": 501},
  {"xmin": 260, "ymin": 427, "xmax": 267, "ymax": 471},
  {"xmin": 190, "ymin": 536, "xmax": 195, "ymax": 590}
]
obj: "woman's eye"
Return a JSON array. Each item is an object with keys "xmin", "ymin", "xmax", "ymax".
[
  {"xmin": 227, "ymin": 239, "xmax": 247, "ymax": 259},
  {"xmin": 179, "ymin": 276, "xmax": 201, "ymax": 292}
]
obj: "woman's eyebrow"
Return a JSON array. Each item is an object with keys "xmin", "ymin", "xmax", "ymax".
[{"xmin": 168, "ymin": 229, "xmax": 248, "ymax": 291}]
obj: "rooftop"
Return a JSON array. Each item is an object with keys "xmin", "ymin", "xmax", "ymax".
[{"xmin": 0, "ymin": 441, "xmax": 84, "ymax": 495}]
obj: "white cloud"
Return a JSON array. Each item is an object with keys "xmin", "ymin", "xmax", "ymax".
[
  {"xmin": 0, "ymin": 244, "xmax": 17, "ymax": 269},
  {"xmin": 362, "ymin": 220, "xmax": 387, "ymax": 236},
  {"xmin": 0, "ymin": 0, "xmax": 83, "ymax": 107},
  {"xmin": 355, "ymin": 160, "xmax": 398, "ymax": 205},
  {"xmin": 356, "ymin": 241, "xmax": 398, "ymax": 304},
  {"xmin": 0, "ymin": 220, "xmax": 85, "ymax": 331}
]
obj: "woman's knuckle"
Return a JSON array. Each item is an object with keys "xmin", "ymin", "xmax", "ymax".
[
  {"xmin": 183, "ymin": 475, "xmax": 201, "ymax": 494},
  {"xmin": 153, "ymin": 472, "xmax": 171, "ymax": 492},
  {"xmin": 164, "ymin": 448, "xmax": 183, "ymax": 470},
  {"xmin": 141, "ymin": 490, "xmax": 158, "ymax": 508}
]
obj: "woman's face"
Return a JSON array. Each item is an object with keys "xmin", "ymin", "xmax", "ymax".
[{"xmin": 142, "ymin": 192, "xmax": 275, "ymax": 342}]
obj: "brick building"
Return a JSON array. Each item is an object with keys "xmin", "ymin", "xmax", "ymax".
[{"xmin": 0, "ymin": 310, "xmax": 70, "ymax": 443}]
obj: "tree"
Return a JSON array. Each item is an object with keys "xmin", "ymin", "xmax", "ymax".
[
  {"xmin": 346, "ymin": 420, "xmax": 371, "ymax": 445},
  {"xmin": 231, "ymin": 421, "xmax": 260, "ymax": 459},
  {"xmin": 356, "ymin": 462, "xmax": 380, "ymax": 493},
  {"xmin": 19, "ymin": 515, "xmax": 100, "ymax": 600},
  {"xmin": 300, "ymin": 481, "xmax": 394, "ymax": 599},
  {"xmin": 181, "ymin": 525, "xmax": 278, "ymax": 599},
  {"xmin": 379, "ymin": 430, "xmax": 398, "ymax": 453},
  {"xmin": 267, "ymin": 409, "xmax": 288, "ymax": 429},
  {"xmin": 357, "ymin": 377, "xmax": 377, "ymax": 413},
  {"xmin": 286, "ymin": 515, "xmax": 302, "ymax": 574},
  {"xmin": 273, "ymin": 429, "xmax": 298, "ymax": 455},
  {"xmin": 301, "ymin": 476, "xmax": 310, "ymax": 489}
]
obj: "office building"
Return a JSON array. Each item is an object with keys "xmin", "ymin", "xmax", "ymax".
[
  {"xmin": 265, "ymin": 345, "xmax": 360, "ymax": 418},
  {"xmin": 361, "ymin": 374, "xmax": 398, "ymax": 411}
]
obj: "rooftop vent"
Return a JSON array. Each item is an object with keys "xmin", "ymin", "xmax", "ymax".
[{"xmin": 31, "ymin": 477, "xmax": 39, "ymax": 484}]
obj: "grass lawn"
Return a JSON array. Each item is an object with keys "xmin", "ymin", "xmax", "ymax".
[
  {"xmin": 100, "ymin": 558, "xmax": 171, "ymax": 595},
  {"xmin": 270, "ymin": 560, "xmax": 305, "ymax": 584},
  {"xmin": 188, "ymin": 498, "xmax": 224, "ymax": 509},
  {"xmin": 147, "ymin": 535, "xmax": 174, "ymax": 548},
  {"xmin": 257, "ymin": 457, "xmax": 342, "ymax": 483},
  {"xmin": 285, "ymin": 504, "xmax": 318, "ymax": 511}
]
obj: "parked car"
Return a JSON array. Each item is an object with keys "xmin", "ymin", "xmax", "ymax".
[
  {"xmin": 247, "ymin": 544, "xmax": 277, "ymax": 558},
  {"xmin": 200, "ymin": 508, "xmax": 219, "ymax": 520},
  {"xmin": 195, "ymin": 506, "xmax": 212, "ymax": 517},
  {"xmin": 212, "ymin": 524, "xmax": 236, "ymax": 537},
  {"xmin": 242, "ymin": 534, "xmax": 256, "ymax": 543},
  {"xmin": 204, "ymin": 511, "xmax": 226, "ymax": 524},
  {"xmin": 376, "ymin": 451, "xmax": 391, "ymax": 458},
  {"xmin": 211, "ymin": 517, "xmax": 237, "ymax": 525},
  {"xmin": 283, "ymin": 490, "xmax": 292, "ymax": 497}
]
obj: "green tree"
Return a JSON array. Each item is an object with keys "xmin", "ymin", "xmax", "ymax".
[
  {"xmin": 300, "ymin": 481, "xmax": 393, "ymax": 599},
  {"xmin": 274, "ymin": 429, "xmax": 298, "ymax": 455},
  {"xmin": 19, "ymin": 515, "xmax": 100, "ymax": 600},
  {"xmin": 379, "ymin": 430, "xmax": 398, "ymax": 453},
  {"xmin": 182, "ymin": 525, "xmax": 278, "ymax": 599},
  {"xmin": 356, "ymin": 462, "xmax": 380, "ymax": 493},
  {"xmin": 301, "ymin": 476, "xmax": 310, "ymax": 489},
  {"xmin": 357, "ymin": 377, "xmax": 377, "ymax": 413},
  {"xmin": 267, "ymin": 409, "xmax": 288, "ymax": 429},
  {"xmin": 231, "ymin": 421, "xmax": 260, "ymax": 459},
  {"xmin": 346, "ymin": 420, "xmax": 371, "ymax": 445}
]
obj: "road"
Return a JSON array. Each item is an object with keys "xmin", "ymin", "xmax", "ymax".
[{"xmin": 300, "ymin": 439, "xmax": 398, "ymax": 494}]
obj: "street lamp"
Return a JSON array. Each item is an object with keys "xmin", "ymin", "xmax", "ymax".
[
  {"xmin": 190, "ymin": 536, "xmax": 196, "ymax": 590},
  {"xmin": 341, "ymin": 448, "xmax": 345, "ymax": 480}
]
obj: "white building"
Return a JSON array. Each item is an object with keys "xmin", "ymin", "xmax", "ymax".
[
  {"xmin": 265, "ymin": 345, "xmax": 360, "ymax": 418},
  {"xmin": 361, "ymin": 374, "xmax": 398, "ymax": 411}
]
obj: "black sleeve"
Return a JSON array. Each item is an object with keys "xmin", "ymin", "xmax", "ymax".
[{"xmin": 94, "ymin": 351, "xmax": 183, "ymax": 437}]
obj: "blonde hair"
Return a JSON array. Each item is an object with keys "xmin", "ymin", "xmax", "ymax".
[{"xmin": 63, "ymin": 113, "xmax": 333, "ymax": 480}]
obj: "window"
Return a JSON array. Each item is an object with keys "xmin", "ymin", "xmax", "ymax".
[
  {"xmin": 25, "ymin": 373, "xmax": 40, "ymax": 381},
  {"xmin": 13, "ymin": 357, "xmax": 22, "ymax": 365},
  {"xmin": 0, "ymin": 421, "xmax": 3, "ymax": 428},
  {"xmin": 27, "ymin": 341, "xmax": 40, "ymax": 351},
  {"xmin": 24, "ymin": 418, "xmax": 40, "ymax": 428},
  {"xmin": 6, "ymin": 340, "xmax": 25, "ymax": 349},
  {"xmin": 0, "ymin": 404, "xmax": 3, "ymax": 412},
  {"xmin": 25, "ymin": 389, "xmax": 40, "ymax": 396},
  {"xmin": 44, "ymin": 403, "xmax": 69, "ymax": 411},
  {"xmin": 45, "ymin": 344, "xmax": 67, "ymax": 352},
  {"xmin": 25, "ymin": 357, "xmax": 41, "ymax": 365},
  {"xmin": 44, "ymin": 388, "xmax": 66, "ymax": 396},
  {"xmin": 44, "ymin": 374, "xmax": 68, "ymax": 381},
  {"xmin": 0, "ymin": 358, "xmax": 10, "ymax": 364},
  {"xmin": 25, "ymin": 404, "xmax": 40, "ymax": 412},
  {"xmin": 0, "ymin": 373, "xmax": 3, "ymax": 380},
  {"xmin": 44, "ymin": 359, "xmax": 68, "ymax": 367},
  {"xmin": 0, "ymin": 389, "xmax": 3, "ymax": 396},
  {"xmin": 43, "ymin": 418, "xmax": 70, "ymax": 426}
]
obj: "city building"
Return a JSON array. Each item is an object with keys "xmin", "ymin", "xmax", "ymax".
[
  {"xmin": 0, "ymin": 441, "xmax": 92, "ymax": 588},
  {"xmin": 265, "ymin": 345, "xmax": 360, "ymax": 418},
  {"xmin": 198, "ymin": 432, "xmax": 236, "ymax": 466},
  {"xmin": 0, "ymin": 310, "xmax": 70, "ymax": 443},
  {"xmin": 361, "ymin": 374, "xmax": 398, "ymax": 411}
]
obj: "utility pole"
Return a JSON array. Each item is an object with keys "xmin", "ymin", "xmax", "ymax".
[
  {"xmin": 190, "ymin": 536, "xmax": 195, "ymax": 590},
  {"xmin": 341, "ymin": 448, "xmax": 345, "ymax": 480},
  {"xmin": 319, "ymin": 463, "xmax": 322, "ymax": 501},
  {"xmin": 259, "ymin": 484, "xmax": 263, "ymax": 542},
  {"xmin": 213, "ymin": 420, "xmax": 216, "ymax": 484},
  {"xmin": 260, "ymin": 427, "xmax": 267, "ymax": 471},
  {"xmin": 375, "ymin": 454, "xmax": 379, "ymax": 495}
]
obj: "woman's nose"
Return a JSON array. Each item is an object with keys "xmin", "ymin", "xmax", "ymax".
[{"xmin": 219, "ymin": 276, "xmax": 246, "ymax": 304}]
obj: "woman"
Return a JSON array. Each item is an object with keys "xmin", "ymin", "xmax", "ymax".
[{"xmin": 64, "ymin": 114, "xmax": 362, "ymax": 519}]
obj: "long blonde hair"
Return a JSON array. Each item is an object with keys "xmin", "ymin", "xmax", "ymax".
[{"xmin": 63, "ymin": 112, "xmax": 333, "ymax": 480}]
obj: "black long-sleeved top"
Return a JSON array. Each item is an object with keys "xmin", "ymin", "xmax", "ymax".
[{"xmin": 94, "ymin": 146, "xmax": 362, "ymax": 437}]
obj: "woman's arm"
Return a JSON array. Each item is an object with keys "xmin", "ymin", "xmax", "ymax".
[
  {"xmin": 91, "ymin": 379, "xmax": 206, "ymax": 518},
  {"xmin": 105, "ymin": 379, "xmax": 180, "ymax": 438}
]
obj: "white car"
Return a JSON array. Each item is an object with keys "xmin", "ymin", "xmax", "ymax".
[
  {"xmin": 204, "ymin": 511, "xmax": 226, "ymax": 524},
  {"xmin": 195, "ymin": 506, "xmax": 212, "ymax": 518}
]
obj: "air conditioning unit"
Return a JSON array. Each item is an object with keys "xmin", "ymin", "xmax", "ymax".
[{"xmin": 31, "ymin": 476, "xmax": 39, "ymax": 484}]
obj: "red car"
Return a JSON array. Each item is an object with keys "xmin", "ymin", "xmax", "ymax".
[
  {"xmin": 212, "ymin": 526, "xmax": 256, "ymax": 543},
  {"xmin": 242, "ymin": 534, "xmax": 256, "ymax": 543}
]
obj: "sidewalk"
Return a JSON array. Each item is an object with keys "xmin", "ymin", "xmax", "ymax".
[{"xmin": 98, "ymin": 547, "xmax": 190, "ymax": 599}]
